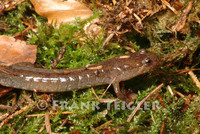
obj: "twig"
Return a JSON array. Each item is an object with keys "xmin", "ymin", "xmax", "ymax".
[
  {"xmin": 45, "ymin": 112, "xmax": 52, "ymax": 134},
  {"xmin": 91, "ymin": 88, "xmax": 118, "ymax": 103},
  {"xmin": 160, "ymin": 122, "xmax": 165, "ymax": 134},
  {"xmin": 101, "ymin": 77, "xmax": 116, "ymax": 97},
  {"xmin": 90, "ymin": 126, "xmax": 99, "ymax": 134},
  {"xmin": 157, "ymin": 92, "xmax": 166, "ymax": 108},
  {"xmin": 16, "ymin": 119, "xmax": 27, "ymax": 134},
  {"xmin": 38, "ymin": 124, "xmax": 45, "ymax": 134},
  {"xmin": 175, "ymin": 0, "xmax": 193, "ymax": 31},
  {"xmin": 60, "ymin": 117, "xmax": 69, "ymax": 127},
  {"xmin": 91, "ymin": 87, "xmax": 100, "ymax": 100},
  {"xmin": 51, "ymin": 45, "xmax": 66, "ymax": 69},
  {"xmin": 101, "ymin": 25, "xmax": 121, "ymax": 49},
  {"xmin": 127, "ymin": 83, "xmax": 164, "ymax": 122},
  {"xmin": 161, "ymin": 0, "xmax": 179, "ymax": 15},
  {"xmin": 167, "ymin": 85, "xmax": 174, "ymax": 96},
  {"xmin": 95, "ymin": 120, "xmax": 113, "ymax": 131},
  {"xmin": 176, "ymin": 68, "xmax": 200, "ymax": 74},
  {"xmin": 187, "ymin": 67, "xmax": 200, "ymax": 89},
  {"xmin": 0, "ymin": 104, "xmax": 33, "ymax": 129},
  {"xmin": 0, "ymin": 104, "xmax": 12, "ymax": 110},
  {"xmin": 25, "ymin": 111, "xmax": 73, "ymax": 117},
  {"xmin": 173, "ymin": 90, "xmax": 185, "ymax": 98},
  {"xmin": 0, "ymin": 113, "xmax": 9, "ymax": 121},
  {"xmin": 12, "ymin": 92, "xmax": 17, "ymax": 106},
  {"xmin": 0, "ymin": 87, "xmax": 12, "ymax": 98}
]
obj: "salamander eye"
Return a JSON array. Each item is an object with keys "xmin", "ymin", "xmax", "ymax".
[{"xmin": 142, "ymin": 57, "xmax": 151, "ymax": 65}]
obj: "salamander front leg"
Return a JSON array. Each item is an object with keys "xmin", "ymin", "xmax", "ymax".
[{"xmin": 112, "ymin": 82, "xmax": 131, "ymax": 104}]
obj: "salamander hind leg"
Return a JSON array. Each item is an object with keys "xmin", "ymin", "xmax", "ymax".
[{"xmin": 112, "ymin": 82, "xmax": 131, "ymax": 104}]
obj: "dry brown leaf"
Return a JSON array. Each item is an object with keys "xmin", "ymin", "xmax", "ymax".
[
  {"xmin": 30, "ymin": 0, "xmax": 93, "ymax": 27},
  {"xmin": 0, "ymin": 35, "xmax": 37, "ymax": 64}
]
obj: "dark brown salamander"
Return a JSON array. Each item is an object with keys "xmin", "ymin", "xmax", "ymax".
[{"xmin": 0, "ymin": 49, "xmax": 159, "ymax": 102}]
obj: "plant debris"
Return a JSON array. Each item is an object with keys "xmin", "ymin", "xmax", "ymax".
[{"xmin": 0, "ymin": 35, "xmax": 37, "ymax": 64}]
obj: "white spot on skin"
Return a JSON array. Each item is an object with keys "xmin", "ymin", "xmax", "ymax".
[
  {"xmin": 33, "ymin": 77, "xmax": 42, "ymax": 82},
  {"xmin": 79, "ymin": 76, "xmax": 82, "ymax": 80},
  {"xmin": 50, "ymin": 78, "xmax": 58, "ymax": 83},
  {"xmin": 60, "ymin": 77, "xmax": 67, "ymax": 82},
  {"xmin": 113, "ymin": 67, "xmax": 122, "ymax": 71},
  {"xmin": 25, "ymin": 76, "xmax": 60, "ymax": 83},
  {"xmin": 136, "ymin": 63, "xmax": 140, "ymax": 66},
  {"xmin": 69, "ymin": 77, "xmax": 75, "ymax": 81},
  {"xmin": 25, "ymin": 76, "xmax": 33, "ymax": 81},
  {"xmin": 42, "ymin": 78, "xmax": 49, "ymax": 82},
  {"xmin": 86, "ymin": 74, "xmax": 90, "ymax": 79},
  {"xmin": 101, "ymin": 69, "xmax": 104, "ymax": 73},
  {"xmin": 124, "ymin": 65, "xmax": 129, "ymax": 68},
  {"xmin": 20, "ymin": 74, "xmax": 24, "ymax": 78}
]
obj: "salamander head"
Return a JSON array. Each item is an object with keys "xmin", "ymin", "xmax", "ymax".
[{"xmin": 131, "ymin": 49, "xmax": 160, "ymax": 74}]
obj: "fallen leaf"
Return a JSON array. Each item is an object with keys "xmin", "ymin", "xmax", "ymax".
[
  {"xmin": 30, "ymin": 0, "xmax": 93, "ymax": 27},
  {"xmin": 0, "ymin": 35, "xmax": 37, "ymax": 64}
]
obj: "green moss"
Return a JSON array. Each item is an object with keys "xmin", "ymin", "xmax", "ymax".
[{"xmin": 0, "ymin": 1, "xmax": 34, "ymax": 35}]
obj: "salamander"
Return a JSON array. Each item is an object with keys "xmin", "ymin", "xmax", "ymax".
[{"xmin": 0, "ymin": 49, "xmax": 159, "ymax": 102}]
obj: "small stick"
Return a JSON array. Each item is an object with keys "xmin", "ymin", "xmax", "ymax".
[
  {"xmin": 38, "ymin": 124, "xmax": 45, "ymax": 134},
  {"xmin": 175, "ymin": 0, "xmax": 193, "ymax": 31},
  {"xmin": 95, "ymin": 120, "xmax": 113, "ymax": 131},
  {"xmin": 187, "ymin": 67, "xmax": 200, "ymax": 89},
  {"xmin": 91, "ymin": 87, "xmax": 100, "ymax": 100},
  {"xmin": 45, "ymin": 112, "xmax": 51, "ymax": 134},
  {"xmin": 0, "ymin": 104, "xmax": 33, "ymax": 129},
  {"xmin": 0, "ymin": 87, "xmax": 12, "ymax": 98},
  {"xmin": 60, "ymin": 117, "xmax": 69, "ymax": 127},
  {"xmin": 12, "ymin": 93, "xmax": 17, "ymax": 106},
  {"xmin": 16, "ymin": 119, "xmax": 27, "ymax": 134},
  {"xmin": 91, "ymin": 88, "xmax": 118, "ymax": 103},
  {"xmin": 0, "ymin": 113, "xmax": 9, "ymax": 121},
  {"xmin": 176, "ymin": 68, "xmax": 200, "ymax": 74},
  {"xmin": 25, "ymin": 111, "xmax": 73, "ymax": 117},
  {"xmin": 167, "ymin": 85, "xmax": 174, "ymax": 96},
  {"xmin": 127, "ymin": 83, "xmax": 164, "ymax": 122},
  {"xmin": 157, "ymin": 92, "xmax": 166, "ymax": 108},
  {"xmin": 90, "ymin": 126, "xmax": 99, "ymax": 134},
  {"xmin": 51, "ymin": 45, "xmax": 66, "ymax": 69},
  {"xmin": 160, "ymin": 122, "xmax": 165, "ymax": 134},
  {"xmin": 0, "ymin": 104, "xmax": 12, "ymax": 110},
  {"xmin": 101, "ymin": 25, "xmax": 121, "ymax": 49},
  {"xmin": 161, "ymin": 0, "xmax": 179, "ymax": 15},
  {"xmin": 101, "ymin": 77, "xmax": 116, "ymax": 97},
  {"xmin": 173, "ymin": 90, "xmax": 185, "ymax": 98}
]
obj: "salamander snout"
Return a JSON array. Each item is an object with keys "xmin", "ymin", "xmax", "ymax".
[{"xmin": 141, "ymin": 52, "xmax": 160, "ymax": 71}]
